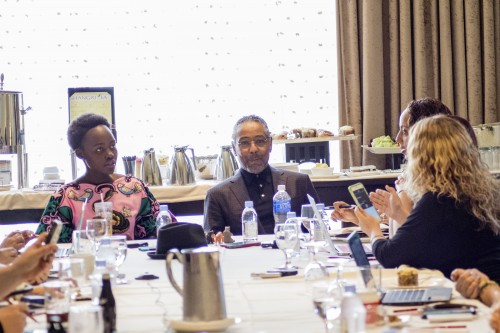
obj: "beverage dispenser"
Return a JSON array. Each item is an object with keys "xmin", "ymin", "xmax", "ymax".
[{"xmin": 0, "ymin": 73, "xmax": 31, "ymax": 189}]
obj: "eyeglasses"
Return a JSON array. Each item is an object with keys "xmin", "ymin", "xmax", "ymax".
[{"xmin": 237, "ymin": 137, "xmax": 269, "ymax": 149}]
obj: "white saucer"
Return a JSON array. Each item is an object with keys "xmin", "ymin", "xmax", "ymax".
[{"xmin": 169, "ymin": 317, "xmax": 237, "ymax": 332}]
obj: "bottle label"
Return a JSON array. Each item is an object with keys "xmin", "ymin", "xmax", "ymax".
[{"xmin": 273, "ymin": 200, "xmax": 291, "ymax": 213}]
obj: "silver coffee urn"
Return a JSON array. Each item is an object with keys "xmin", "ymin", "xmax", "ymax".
[{"xmin": 0, "ymin": 73, "xmax": 31, "ymax": 189}]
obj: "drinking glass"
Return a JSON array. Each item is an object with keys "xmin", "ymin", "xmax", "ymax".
[
  {"xmin": 312, "ymin": 281, "xmax": 343, "ymax": 333},
  {"xmin": 274, "ymin": 221, "xmax": 299, "ymax": 271},
  {"xmin": 94, "ymin": 202, "xmax": 113, "ymax": 236},
  {"xmin": 69, "ymin": 305, "xmax": 104, "ymax": 333},
  {"xmin": 86, "ymin": 218, "xmax": 107, "ymax": 250},
  {"xmin": 110, "ymin": 235, "xmax": 128, "ymax": 284},
  {"xmin": 303, "ymin": 219, "xmax": 329, "ymax": 281},
  {"xmin": 57, "ymin": 258, "xmax": 86, "ymax": 300},
  {"xmin": 44, "ymin": 280, "xmax": 72, "ymax": 330}
]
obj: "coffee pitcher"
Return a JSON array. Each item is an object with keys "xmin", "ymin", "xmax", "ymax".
[
  {"xmin": 169, "ymin": 146, "xmax": 197, "ymax": 185},
  {"xmin": 215, "ymin": 145, "xmax": 239, "ymax": 181},
  {"xmin": 166, "ymin": 247, "xmax": 227, "ymax": 322},
  {"xmin": 142, "ymin": 148, "xmax": 162, "ymax": 186}
]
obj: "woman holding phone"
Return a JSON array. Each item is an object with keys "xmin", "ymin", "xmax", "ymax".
[{"xmin": 335, "ymin": 116, "xmax": 500, "ymax": 281}]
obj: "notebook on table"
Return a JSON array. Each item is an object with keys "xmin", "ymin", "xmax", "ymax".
[{"xmin": 346, "ymin": 231, "xmax": 452, "ymax": 306}]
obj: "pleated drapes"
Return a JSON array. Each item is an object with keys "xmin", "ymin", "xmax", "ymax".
[{"xmin": 337, "ymin": 0, "xmax": 499, "ymax": 168}]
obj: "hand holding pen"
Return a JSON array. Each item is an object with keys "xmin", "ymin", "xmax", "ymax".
[{"xmin": 331, "ymin": 201, "xmax": 359, "ymax": 224}]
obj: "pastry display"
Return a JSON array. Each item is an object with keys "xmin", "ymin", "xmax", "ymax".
[
  {"xmin": 370, "ymin": 135, "xmax": 398, "ymax": 148},
  {"xmin": 290, "ymin": 128, "xmax": 303, "ymax": 138},
  {"xmin": 339, "ymin": 125, "xmax": 355, "ymax": 136},
  {"xmin": 301, "ymin": 128, "xmax": 317, "ymax": 138},
  {"xmin": 271, "ymin": 126, "xmax": 352, "ymax": 140},
  {"xmin": 317, "ymin": 129, "xmax": 334, "ymax": 137},
  {"xmin": 271, "ymin": 131, "xmax": 287, "ymax": 140},
  {"xmin": 397, "ymin": 265, "xmax": 419, "ymax": 286}
]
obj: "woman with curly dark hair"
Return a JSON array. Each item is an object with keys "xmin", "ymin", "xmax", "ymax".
[{"xmin": 36, "ymin": 113, "xmax": 175, "ymax": 243}]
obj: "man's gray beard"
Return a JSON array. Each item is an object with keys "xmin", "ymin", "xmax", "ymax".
[{"xmin": 243, "ymin": 164, "xmax": 267, "ymax": 174}]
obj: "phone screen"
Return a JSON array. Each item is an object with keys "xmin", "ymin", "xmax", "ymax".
[{"xmin": 348, "ymin": 183, "xmax": 381, "ymax": 221}]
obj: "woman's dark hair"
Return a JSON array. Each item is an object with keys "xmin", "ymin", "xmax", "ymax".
[
  {"xmin": 407, "ymin": 98, "xmax": 452, "ymax": 127},
  {"xmin": 450, "ymin": 115, "xmax": 479, "ymax": 148},
  {"xmin": 67, "ymin": 113, "xmax": 111, "ymax": 150}
]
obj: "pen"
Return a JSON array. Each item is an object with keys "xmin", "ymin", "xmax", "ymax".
[
  {"xmin": 6, "ymin": 298, "xmax": 39, "ymax": 323},
  {"xmin": 423, "ymin": 325, "xmax": 467, "ymax": 329},
  {"xmin": 393, "ymin": 307, "xmax": 419, "ymax": 313},
  {"xmin": 0, "ymin": 247, "xmax": 16, "ymax": 253},
  {"xmin": 339, "ymin": 205, "xmax": 355, "ymax": 209}
]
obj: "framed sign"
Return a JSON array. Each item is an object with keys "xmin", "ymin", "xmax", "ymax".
[
  {"xmin": 68, "ymin": 87, "xmax": 116, "ymax": 179},
  {"xmin": 68, "ymin": 87, "xmax": 116, "ymax": 139}
]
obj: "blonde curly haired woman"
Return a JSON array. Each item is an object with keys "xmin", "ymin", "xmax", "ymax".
[{"xmin": 352, "ymin": 115, "xmax": 500, "ymax": 281}]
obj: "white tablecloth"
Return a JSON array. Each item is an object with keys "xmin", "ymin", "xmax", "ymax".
[{"xmin": 5, "ymin": 223, "xmax": 493, "ymax": 333}]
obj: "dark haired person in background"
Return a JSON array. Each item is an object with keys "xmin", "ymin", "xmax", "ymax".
[
  {"xmin": 333, "ymin": 97, "xmax": 453, "ymax": 236},
  {"xmin": 341, "ymin": 116, "xmax": 500, "ymax": 280},
  {"xmin": 36, "ymin": 113, "xmax": 175, "ymax": 242}
]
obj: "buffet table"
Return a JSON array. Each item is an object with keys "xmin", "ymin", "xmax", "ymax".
[
  {"xmin": 3, "ymin": 220, "xmax": 491, "ymax": 333},
  {"xmin": 0, "ymin": 174, "xmax": 400, "ymax": 224}
]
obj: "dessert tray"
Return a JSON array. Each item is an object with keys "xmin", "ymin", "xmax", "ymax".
[{"xmin": 362, "ymin": 145, "xmax": 402, "ymax": 154}]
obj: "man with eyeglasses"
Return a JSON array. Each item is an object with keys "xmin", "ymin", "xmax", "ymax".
[{"xmin": 203, "ymin": 115, "xmax": 320, "ymax": 235}]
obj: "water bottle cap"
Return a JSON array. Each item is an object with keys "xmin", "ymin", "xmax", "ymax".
[
  {"xmin": 244, "ymin": 201, "xmax": 254, "ymax": 208},
  {"xmin": 100, "ymin": 238, "xmax": 111, "ymax": 245},
  {"xmin": 160, "ymin": 205, "xmax": 169, "ymax": 212},
  {"xmin": 277, "ymin": 184, "xmax": 286, "ymax": 191},
  {"xmin": 95, "ymin": 259, "xmax": 106, "ymax": 267},
  {"xmin": 344, "ymin": 284, "xmax": 357, "ymax": 293},
  {"xmin": 286, "ymin": 211, "xmax": 296, "ymax": 219}
]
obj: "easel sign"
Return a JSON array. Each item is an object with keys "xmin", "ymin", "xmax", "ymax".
[{"xmin": 68, "ymin": 87, "xmax": 116, "ymax": 179}]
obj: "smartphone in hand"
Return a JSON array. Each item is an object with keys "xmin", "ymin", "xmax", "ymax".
[
  {"xmin": 45, "ymin": 220, "xmax": 63, "ymax": 245},
  {"xmin": 348, "ymin": 182, "xmax": 381, "ymax": 222}
]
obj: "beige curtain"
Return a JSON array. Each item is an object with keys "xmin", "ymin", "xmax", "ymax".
[{"xmin": 337, "ymin": 0, "xmax": 500, "ymax": 169}]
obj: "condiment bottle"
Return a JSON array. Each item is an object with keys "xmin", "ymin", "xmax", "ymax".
[{"xmin": 100, "ymin": 273, "xmax": 116, "ymax": 333}]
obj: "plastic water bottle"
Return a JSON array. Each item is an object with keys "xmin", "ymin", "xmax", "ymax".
[
  {"xmin": 340, "ymin": 291, "xmax": 366, "ymax": 333},
  {"xmin": 273, "ymin": 184, "xmax": 291, "ymax": 224},
  {"xmin": 156, "ymin": 204, "xmax": 172, "ymax": 236},
  {"xmin": 285, "ymin": 211, "xmax": 301, "ymax": 254},
  {"xmin": 90, "ymin": 259, "xmax": 108, "ymax": 305},
  {"xmin": 312, "ymin": 203, "xmax": 327, "ymax": 241},
  {"xmin": 96, "ymin": 238, "xmax": 116, "ymax": 276},
  {"xmin": 242, "ymin": 201, "xmax": 258, "ymax": 243}
]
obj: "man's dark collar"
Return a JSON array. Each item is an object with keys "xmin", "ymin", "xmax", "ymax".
[{"xmin": 240, "ymin": 165, "xmax": 272, "ymax": 184}]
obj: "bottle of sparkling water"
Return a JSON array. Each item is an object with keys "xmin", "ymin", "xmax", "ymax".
[
  {"xmin": 241, "ymin": 201, "xmax": 258, "ymax": 242},
  {"xmin": 273, "ymin": 184, "xmax": 291, "ymax": 224}
]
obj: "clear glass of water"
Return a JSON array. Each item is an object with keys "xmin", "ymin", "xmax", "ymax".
[
  {"xmin": 86, "ymin": 218, "xmax": 107, "ymax": 250},
  {"xmin": 274, "ymin": 221, "xmax": 299, "ymax": 271},
  {"xmin": 110, "ymin": 235, "xmax": 127, "ymax": 284},
  {"xmin": 69, "ymin": 304, "xmax": 104, "ymax": 333},
  {"xmin": 303, "ymin": 219, "xmax": 329, "ymax": 281},
  {"xmin": 312, "ymin": 281, "xmax": 343, "ymax": 333}
]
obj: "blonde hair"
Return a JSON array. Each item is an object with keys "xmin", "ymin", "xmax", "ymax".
[{"xmin": 404, "ymin": 115, "xmax": 500, "ymax": 234}]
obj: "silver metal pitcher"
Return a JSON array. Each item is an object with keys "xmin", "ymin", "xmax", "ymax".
[
  {"xmin": 142, "ymin": 148, "xmax": 162, "ymax": 186},
  {"xmin": 215, "ymin": 145, "xmax": 239, "ymax": 181},
  {"xmin": 166, "ymin": 247, "xmax": 227, "ymax": 322},
  {"xmin": 169, "ymin": 146, "xmax": 197, "ymax": 185}
]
